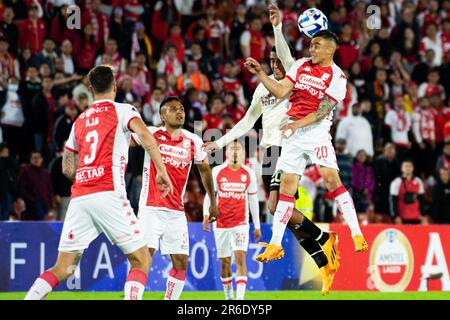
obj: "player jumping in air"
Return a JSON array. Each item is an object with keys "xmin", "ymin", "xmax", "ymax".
[
  {"xmin": 244, "ymin": 8, "xmax": 368, "ymax": 265},
  {"xmin": 131, "ymin": 96, "xmax": 218, "ymax": 300},
  {"xmin": 203, "ymin": 6, "xmax": 346, "ymax": 295},
  {"xmin": 203, "ymin": 140, "xmax": 261, "ymax": 300},
  {"xmin": 24, "ymin": 65, "xmax": 172, "ymax": 300}
]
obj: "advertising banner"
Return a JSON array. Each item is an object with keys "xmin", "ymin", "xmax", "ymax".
[{"xmin": 1, "ymin": 222, "xmax": 449, "ymax": 292}]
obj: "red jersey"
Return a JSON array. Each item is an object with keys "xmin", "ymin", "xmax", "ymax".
[
  {"xmin": 204, "ymin": 113, "xmax": 223, "ymax": 129},
  {"xmin": 286, "ymin": 57, "xmax": 347, "ymax": 121},
  {"xmin": 212, "ymin": 162, "xmax": 258, "ymax": 228},
  {"xmin": 135, "ymin": 127, "xmax": 207, "ymax": 213},
  {"xmin": 65, "ymin": 100, "xmax": 141, "ymax": 199},
  {"xmin": 390, "ymin": 177, "xmax": 425, "ymax": 221},
  {"xmin": 303, "ymin": 165, "xmax": 322, "ymax": 184}
]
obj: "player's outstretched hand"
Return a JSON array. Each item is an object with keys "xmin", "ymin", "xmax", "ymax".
[
  {"xmin": 202, "ymin": 215, "xmax": 211, "ymax": 232},
  {"xmin": 244, "ymin": 57, "xmax": 262, "ymax": 75},
  {"xmin": 202, "ymin": 141, "xmax": 219, "ymax": 153},
  {"xmin": 208, "ymin": 204, "xmax": 218, "ymax": 223},
  {"xmin": 280, "ymin": 122, "xmax": 298, "ymax": 139},
  {"xmin": 156, "ymin": 171, "xmax": 173, "ymax": 198},
  {"xmin": 269, "ymin": 4, "xmax": 281, "ymax": 27},
  {"xmin": 254, "ymin": 229, "xmax": 261, "ymax": 242}
]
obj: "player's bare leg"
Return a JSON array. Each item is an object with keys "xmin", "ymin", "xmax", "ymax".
[
  {"xmin": 24, "ymin": 251, "xmax": 82, "ymax": 300},
  {"xmin": 234, "ymin": 250, "xmax": 248, "ymax": 300},
  {"xmin": 319, "ymin": 166, "xmax": 368, "ymax": 253},
  {"xmin": 165, "ymin": 254, "xmax": 188, "ymax": 300},
  {"xmin": 256, "ymin": 173, "xmax": 299, "ymax": 263},
  {"xmin": 219, "ymin": 257, "xmax": 234, "ymax": 300},
  {"xmin": 124, "ymin": 246, "xmax": 151, "ymax": 300}
]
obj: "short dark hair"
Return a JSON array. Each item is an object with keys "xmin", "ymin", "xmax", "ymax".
[
  {"xmin": 160, "ymin": 96, "xmax": 181, "ymax": 113},
  {"xmin": 313, "ymin": 30, "xmax": 339, "ymax": 47},
  {"xmin": 87, "ymin": 65, "xmax": 115, "ymax": 95}
]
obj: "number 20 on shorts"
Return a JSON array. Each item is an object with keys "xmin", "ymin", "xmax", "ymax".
[{"xmin": 314, "ymin": 146, "xmax": 328, "ymax": 160}]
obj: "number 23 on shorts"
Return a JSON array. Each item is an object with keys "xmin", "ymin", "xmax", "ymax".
[{"xmin": 314, "ymin": 146, "xmax": 328, "ymax": 160}]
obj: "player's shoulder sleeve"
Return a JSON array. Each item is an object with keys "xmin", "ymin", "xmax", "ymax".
[
  {"xmin": 116, "ymin": 102, "xmax": 142, "ymax": 132},
  {"xmin": 242, "ymin": 164, "xmax": 258, "ymax": 194},
  {"xmin": 389, "ymin": 177, "xmax": 402, "ymax": 196},
  {"xmin": 184, "ymin": 130, "xmax": 208, "ymax": 162},
  {"xmin": 65, "ymin": 122, "xmax": 78, "ymax": 154},
  {"xmin": 324, "ymin": 64, "xmax": 347, "ymax": 103},
  {"xmin": 286, "ymin": 57, "xmax": 310, "ymax": 83},
  {"xmin": 131, "ymin": 126, "xmax": 157, "ymax": 146}
]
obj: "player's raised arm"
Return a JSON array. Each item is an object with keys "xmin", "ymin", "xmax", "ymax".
[
  {"xmin": 129, "ymin": 118, "xmax": 173, "ymax": 197},
  {"xmin": 269, "ymin": 4, "xmax": 296, "ymax": 70},
  {"xmin": 245, "ymin": 57, "xmax": 293, "ymax": 99}
]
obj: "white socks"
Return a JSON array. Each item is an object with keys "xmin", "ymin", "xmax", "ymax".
[
  {"xmin": 124, "ymin": 269, "xmax": 148, "ymax": 300},
  {"xmin": 333, "ymin": 185, "xmax": 362, "ymax": 237},
  {"xmin": 165, "ymin": 269, "xmax": 186, "ymax": 300},
  {"xmin": 270, "ymin": 194, "xmax": 294, "ymax": 245},
  {"xmin": 24, "ymin": 271, "xmax": 59, "ymax": 300},
  {"xmin": 221, "ymin": 276, "xmax": 234, "ymax": 300},
  {"xmin": 236, "ymin": 276, "xmax": 247, "ymax": 300}
]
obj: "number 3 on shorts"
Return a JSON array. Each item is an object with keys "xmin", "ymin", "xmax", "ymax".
[{"xmin": 314, "ymin": 146, "xmax": 328, "ymax": 160}]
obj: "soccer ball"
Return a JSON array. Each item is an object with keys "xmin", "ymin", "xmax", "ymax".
[{"xmin": 297, "ymin": 8, "xmax": 328, "ymax": 38}]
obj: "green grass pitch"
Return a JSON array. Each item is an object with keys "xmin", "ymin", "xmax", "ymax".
[{"xmin": 1, "ymin": 291, "xmax": 449, "ymax": 300}]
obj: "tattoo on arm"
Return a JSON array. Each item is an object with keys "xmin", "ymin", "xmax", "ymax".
[
  {"xmin": 314, "ymin": 95, "xmax": 336, "ymax": 121},
  {"xmin": 62, "ymin": 149, "xmax": 78, "ymax": 181}
]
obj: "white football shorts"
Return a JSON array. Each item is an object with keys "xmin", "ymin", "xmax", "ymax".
[
  {"xmin": 213, "ymin": 224, "xmax": 250, "ymax": 258},
  {"xmin": 276, "ymin": 122, "xmax": 339, "ymax": 176},
  {"xmin": 58, "ymin": 191, "xmax": 145, "ymax": 255},
  {"xmin": 138, "ymin": 206, "xmax": 189, "ymax": 256}
]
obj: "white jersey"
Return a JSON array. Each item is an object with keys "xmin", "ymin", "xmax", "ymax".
[{"xmin": 215, "ymin": 76, "xmax": 290, "ymax": 149}]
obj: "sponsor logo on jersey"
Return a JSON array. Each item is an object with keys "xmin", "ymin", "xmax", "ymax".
[
  {"xmin": 298, "ymin": 74, "xmax": 326, "ymax": 90},
  {"xmin": 220, "ymin": 177, "xmax": 228, "ymax": 182},
  {"xmin": 241, "ymin": 174, "xmax": 247, "ymax": 182},
  {"xmin": 160, "ymin": 135, "xmax": 167, "ymax": 141},
  {"xmin": 368, "ymin": 228, "xmax": 414, "ymax": 292},
  {"xmin": 304, "ymin": 66, "xmax": 311, "ymax": 72},
  {"xmin": 220, "ymin": 182, "xmax": 246, "ymax": 192},
  {"xmin": 159, "ymin": 144, "xmax": 189, "ymax": 159},
  {"xmin": 76, "ymin": 166, "xmax": 105, "ymax": 182},
  {"xmin": 79, "ymin": 106, "xmax": 109, "ymax": 119}
]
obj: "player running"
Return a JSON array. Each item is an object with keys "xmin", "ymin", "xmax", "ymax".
[
  {"xmin": 203, "ymin": 140, "xmax": 261, "ymax": 300},
  {"xmin": 131, "ymin": 96, "xmax": 218, "ymax": 300},
  {"xmin": 244, "ymin": 12, "xmax": 368, "ymax": 265},
  {"xmin": 24, "ymin": 65, "xmax": 172, "ymax": 300}
]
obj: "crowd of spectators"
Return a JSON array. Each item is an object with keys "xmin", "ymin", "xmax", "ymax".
[{"xmin": 0, "ymin": 0, "xmax": 449, "ymax": 225}]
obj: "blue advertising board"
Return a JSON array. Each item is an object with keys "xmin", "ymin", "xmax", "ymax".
[{"xmin": 0, "ymin": 222, "xmax": 317, "ymax": 292}]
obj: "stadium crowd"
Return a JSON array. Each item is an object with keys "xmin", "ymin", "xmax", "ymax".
[{"xmin": 0, "ymin": 0, "xmax": 449, "ymax": 225}]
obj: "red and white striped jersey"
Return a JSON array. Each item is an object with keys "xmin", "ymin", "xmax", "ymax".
[
  {"xmin": 212, "ymin": 162, "xmax": 258, "ymax": 228},
  {"xmin": 286, "ymin": 57, "xmax": 347, "ymax": 124},
  {"xmin": 412, "ymin": 107, "xmax": 435, "ymax": 143},
  {"xmin": 133, "ymin": 127, "xmax": 207, "ymax": 213},
  {"xmin": 65, "ymin": 99, "xmax": 141, "ymax": 199}
]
